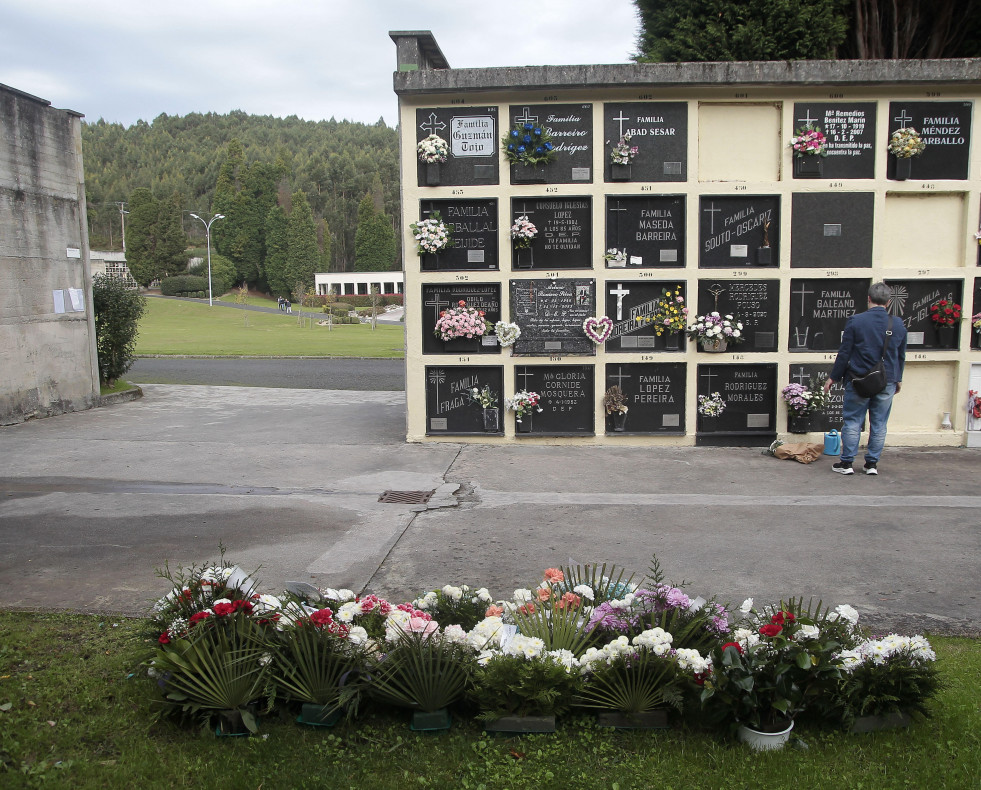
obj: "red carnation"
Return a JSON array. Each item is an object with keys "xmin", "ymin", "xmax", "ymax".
[
  {"xmin": 158, "ymin": 632, "xmax": 171, "ymax": 644},
  {"xmin": 771, "ymin": 612, "xmax": 785, "ymax": 625},
  {"xmin": 188, "ymin": 611, "xmax": 211, "ymax": 627},
  {"xmin": 722, "ymin": 641, "xmax": 743, "ymax": 654},
  {"xmin": 759, "ymin": 623, "xmax": 782, "ymax": 637},
  {"xmin": 309, "ymin": 608, "xmax": 334, "ymax": 627}
]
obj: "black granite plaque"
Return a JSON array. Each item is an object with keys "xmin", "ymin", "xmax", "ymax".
[
  {"xmin": 421, "ymin": 283, "xmax": 502, "ymax": 356},
  {"xmin": 700, "ymin": 196, "xmax": 780, "ymax": 268},
  {"xmin": 415, "ymin": 107, "xmax": 499, "ymax": 186},
  {"xmin": 605, "ymin": 280, "xmax": 687, "ymax": 353},
  {"xmin": 789, "ymin": 279, "xmax": 870, "ymax": 351},
  {"xmin": 603, "ymin": 102, "xmax": 688, "ymax": 182},
  {"xmin": 510, "ymin": 278, "xmax": 596, "ymax": 356},
  {"xmin": 420, "ymin": 199, "xmax": 498, "ymax": 271},
  {"xmin": 885, "ymin": 279, "xmax": 965, "ymax": 350},
  {"xmin": 790, "ymin": 193, "xmax": 874, "ymax": 269},
  {"xmin": 792, "ymin": 103, "xmax": 876, "ymax": 179},
  {"xmin": 510, "ymin": 198, "xmax": 592, "ymax": 271},
  {"xmin": 788, "ymin": 363, "xmax": 846, "ymax": 433},
  {"xmin": 426, "ymin": 366, "xmax": 504, "ymax": 435},
  {"xmin": 697, "ymin": 280, "xmax": 779, "ymax": 352},
  {"xmin": 506, "ymin": 104, "xmax": 593, "ymax": 184},
  {"xmin": 605, "ymin": 196, "xmax": 685, "ymax": 269},
  {"xmin": 887, "ymin": 102, "xmax": 973, "ymax": 181},
  {"xmin": 514, "ymin": 365, "xmax": 594, "ymax": 435},
  {"xmin": 972, "ymin": 277, "xmax": 981, "ymax": 351},
  {"xmin": 606, "ymin": 363, "xmax": 686, "ymax": 434},
  {"xmin": 696, "ymin": 363, "xmax": 777, "ymax": 446}
]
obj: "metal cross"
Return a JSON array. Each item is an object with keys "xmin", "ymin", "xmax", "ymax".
[
  {"xmin": 516, "ymin": 367, "xmax": 534, "ymax": 391},
  {"xmin": 703, "ymin": 201, "xmax": 722, "ymax": 234},
  {"xmin": 514, "ymin": 107, "xmax": 538, "ymax": 126},
  {"xmin": 424, "ymin": 294, "xmax": 450, "ymax": 324},
  {"xmin": 699, "ymin": 367, "xmax": 718, "ymax": 392},
  {"xmin": 791, "ymin": 282, "xmax": 814, "ymax": 317},
  {"xmin": 519, "ymin": 201, "xmax": 536, "ymax": 216},
  {"xmin": 609, "ymin": 366, "xmax": 631, "ymax": 388},
  {"xmin": 420, "ymin": 113, "xmax": 446, "ymax": 136},
  {"xmin": 613, "ymin": 111, "xmax": 630, "ymax": 138},
  {"xmin": 893, "ymin": 109, "xmax": 914, "ymax": 127},
  {"xmin": 791, "ymin": 366, "xmax": 809, "ymax": 385},
  {"xmin": 707, "ymin": 283, "xmax": 726, "ymax": 310},
  {"xmin": 796, "ymin": 109, "xmax": 819, "ymax": 127},
  {"xmin": 610, "ymin": 283, "xmax": 630, "ymax": 320}
]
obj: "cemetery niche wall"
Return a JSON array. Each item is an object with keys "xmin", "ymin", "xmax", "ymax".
[
  {"xmin": 697, "ymin": 280, "xmax": 779, "ymax": 352},
  {"xmin": 510, "ymin": 278, "xmax": 596, "ymax": 356},
  {"xmin": 605, "ymin": 280, "xmax": 686, "ymax": 353},
  {"xmin": 506, "ymin": 104, "xmax": 593, "ymax": 184},
  {"xmin": 422, "ymin": 283, "xmax": 501, "ymax": 355},
  {"xmin": 696, "ymin": 363, "xmax": 777, "ymax": 447},
  {"xmin": 885, "ymin": 279, "xmax": 965, "ymax": 350},
  {"xmin": 420, "ymin": 199, "xmax": 498, "ymax": 271},
  {"xmin": 514, "ymin": 365, "xmax": 595, "ymax": 435},
  {"xmin": 886, "ymin": 101, "xmax": 972, "ymax": 181},
  {"xmin": 699, "ymin": 196, "xmax": 779, "ymax": 268},
  {"xmin": 510, "ymin": 198, "xmax": 591, "ymax": 270},
  {"xmin": 788, "ymin": 363, "xmax": 847, "ymax": 434},
  {"xmin": 425, "ymin": 366, "xmax": 504, "ymax": 435},
  {"xmin": 605, "ymin": 363, "xmax": 686, "ymax": 434},
  {"xmin": 789, "ymin": 279, "xmax": 870, "ymax": 351},
  {"xmin": 603, "ymin": 102, "xmax": 688, "ymax": 182},
  {"xmin": 791, "ymin": 103, "xmax": 876, "ymax": 179},
  {"xmin": 790, "ymin": 193, "xmax": 874, "ymax": 269},
  {"xmin": 416, "ymin": 107, "xmax": 499, "ymax": 186},
  {"xmin": 605, "ymin": 196, "xmax": 685, "ymax": 269}
]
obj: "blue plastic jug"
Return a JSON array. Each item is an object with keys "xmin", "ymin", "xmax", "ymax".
[{"xmin": 824, "ymin": 430, "xmax": 842, "ymax": 456}]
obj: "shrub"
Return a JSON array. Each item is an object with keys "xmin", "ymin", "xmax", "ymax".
[
  {"xmin": 160, "ymin": 275, "xmax": 208, "ymax": 296},
  {"xmin": 188, "ymin": 253, "xmax": 237, "ymax": 297},
  {"xmin": 92, "ymin": 273, "xmax": 146, "ymax": 385}
]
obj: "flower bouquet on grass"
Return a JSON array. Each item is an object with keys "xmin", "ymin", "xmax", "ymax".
[
  {"xmin": 506, "ymin": 390, "xmax": 542, "ymax": 423},
  {"xmin": 434, "ymin": 300, "xmax": 490, "ymax": 341},
  {"xmin": 413, "ymin": 584, "xmax": 494, "ymax": 632},
  {"xmin": 410, "ymin": 212, "xmax": 452, "ymax": 255},
  {"xmin": 417, "ymin": 134, "xmax": 449, "ymax": 164}
]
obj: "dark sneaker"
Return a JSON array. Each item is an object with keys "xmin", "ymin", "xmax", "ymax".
[
  {"xmin": 864, "ymin": 463, "xmax": 878, "ymax": 476},
  {"xmin": 832, "ymin": 462, "xmax": 854, "ymax": 475}
]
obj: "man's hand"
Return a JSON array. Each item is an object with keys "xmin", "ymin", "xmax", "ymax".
[
  {"xmin": 823, "ymin": 379, "xmax": 834, "ymax": 395},
  {"xmin": 895, "ymin": 382, "xmax": 902, "ymax": 394}
]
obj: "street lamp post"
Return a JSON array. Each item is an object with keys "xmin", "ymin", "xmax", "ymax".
[{"xmin": 189, "ymin": 213, "xmax": 225, "ymax": 306}]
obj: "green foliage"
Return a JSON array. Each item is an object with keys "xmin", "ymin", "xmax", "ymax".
[
  {"xmin": 577, "ymin": 652, "xmax": 685, "ymax": 715},
  {"xmin": 354, "ymin": 192, "xmax": 397, "ymax": 272},
  {"xmin": 188, "ymin": 253, "xmax": 237, "ymax": 298},
  {"xmin": 284, "ymin": 191, "xmax": 320, "ymax": 291},
  {"xmin": 156, "ymin": 192, "xmax": 189, "ymax": 279},
  {"xmin": 91, "ymin": 273, "xmax": 146, "ymax": 385},
  {"xmin": 124, "ymin": 188, "xmax": 160, "ymax": 286},
  {"xmin": 560, "ymin": 562, "xmax": 636, "ymax": 605},
  {"xmin": 632, "ymin": 0, "xmax": 850, "ymax": 62},
  {"xmin": 470, "ymin": 654, "xmax": 582, "ymax": 719},
  {"xmin": 263, "ymin": 203, "xmax": 289, "ymax": 296},
  {"xmin": 368, "ymin": 629, "xmax": 473, "ymax": 713},
  {"xmin": 269, "ymin": 624, "xmax": 365, "ymax": 711},
  {"xmin": 159, "ymin": 274, "xmax": 209, "ymax": 296},
  {"xmin": 512, "ymin": 594, "xmax": 598, "ymax": 655}
]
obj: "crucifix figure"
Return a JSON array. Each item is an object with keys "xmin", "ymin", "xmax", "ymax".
[
  {"xmin": 796, "ymin": 109, "xmax": 819, "ymax": 128},
  {"xmin": 610, "ymin": 283, "xmax": 630, "ymax": 320},
  {"xmin": 707, "ymin": 283, "xmax": 726, "ymax": 311},
  {"xmin": 420, "ymin": 113, "xmax": 447, "ymax": 136},
  {"xmin": 516, "ymin": 367, "xmax": 534, "ymax": 391},
  {"xmin": 609, "ymin": 367, "xmax": 631, "ymax": 388},
  {"xmin": 893, "ymin": 109, "xmax": 914, "ymax": 127},
  {"xmin": 791, "ymin": 282, "xmax": 814, "ymax": 317},
  {"xmin": 613, "ymin": 111, "xmax": 630, "ymax": 138},
  {"xmin": 514, "ymin": 107, "xmax": 538, "ymax": 126},
  {"xmin": 703, "ymin": 202, "xmax": 722, "ymax": 235},
  {"xmin": 424, "ymin": 294, "xmax": 450, "ymax": 325}
]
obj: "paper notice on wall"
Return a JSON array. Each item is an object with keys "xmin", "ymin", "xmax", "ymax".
[
  {"xmin": 53, "ymin": 290, "xmax": 66, "ymax": 313},
  {"xmin": 66, "ymin": 248, "xmax": 81, "ymax": 259},
  {"xmin": 68, "ymin": 288, "xmax": 85, "ymax": 312}
]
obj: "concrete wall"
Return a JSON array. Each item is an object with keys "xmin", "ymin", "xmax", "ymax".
[
  {"xmin": 392, "ymin": 37, "xmax": 981, "ymax": 446},
  {"xmin": 0, "ymin": 84, "xmax": 99, "ymax": 425}
]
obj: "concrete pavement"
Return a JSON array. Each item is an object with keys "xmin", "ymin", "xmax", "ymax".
[{"xmin": 0, "ymin": 384, "xmax": 978, "ymax": 636}]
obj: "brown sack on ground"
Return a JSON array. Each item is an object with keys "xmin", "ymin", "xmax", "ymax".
[{"xmin": 773, "ymin": 442, "xmax": 825, "ymax": 464}]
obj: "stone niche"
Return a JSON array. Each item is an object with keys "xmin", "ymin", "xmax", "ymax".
[
  {"xmin": 696, "ymin": 363, "xmax": 777, "ymax": 447},
  {"xmin": 604, "ymin": 280, "xmax": 686, "ymax": 353},
  {"xmin": 510, "ymin": 278, "xmax": 596, "ymax": 356},
  {"xmin": 697, "ymin": 279, "xmax": 780, "ymax": 352},
  {"xmin": 513, "ymin": 364, "xmax": 595, "ymax": 435},
  {"xmin": 698, "ymin": 103, "xmax": 781, "ymax": 182},
  {"xmin": 788, "ymin": 278, "xmax": 870, "ymax": 352},
  {"xmin": 415, "ymin": 106, "xmax": 499, "ymax": 186},
  {"xmin": 791, "ymin": 102, "xmax": 877, "ymax": 179},
  {"xmin": 510, "ymin": 197, "xmax": 592, "ymax": 271},
  {"xmin": 425, "ymin": 365, "xmax": 504, "ymax": 435},
  {"xmin": 886, "ymin": 101, "xmax": 973, "ymax": 181},
  {"xmin": 605, "ymin": 362, "xmax": 686, "ymax": 434},
  {"xmin": 602, "ymin": 102, "xmax": 688, "ymax": 182},
  {"xmin": 787, "ymin": 362, "xmax": 847, "ymax": 433},
  {"xmin": 605, "ymin": 195, "xmax": 685, "ymax": 269},
  {"xmin": 419, "ymin": 198, "xmax": 498, "ymax": 271},
  {"xmin": 699, "ymin": 195, "xmax": 779, "ymax": 268},
  {"xmin": 790, "ymin": 193, "xmax": 874, "ymax": 268},
  {"xmin": 885, "ymin": 279, "xmax": 965, "ymax": 350},
  {"xmin": 421, "ymin": 282, "xmax": 501, "ymax": 356},
  {"xmin": 505, "ymin": 103, "xmax": 593, "ymax": 184}
]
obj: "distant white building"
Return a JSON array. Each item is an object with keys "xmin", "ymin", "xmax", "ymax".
[
  {"xmin": 89, "ymin": 250, "xmax": 137, "ymax": 288},
  {"xmin": 314, "ymin": 270, "xmax": 404, "ymax": 297}
]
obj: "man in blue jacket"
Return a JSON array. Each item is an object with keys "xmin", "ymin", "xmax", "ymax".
[{"xmin": 823, "ymin": 282, "xmax": 907, "ymax": 476}]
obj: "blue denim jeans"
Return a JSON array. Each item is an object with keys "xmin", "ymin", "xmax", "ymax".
[{"xmin": 840, "ymin": 381, "xmax": 897, "ymax": 465}]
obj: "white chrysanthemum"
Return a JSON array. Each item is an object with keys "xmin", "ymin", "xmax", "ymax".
[
  {"xmin": 212, "ymin": 597, "xmax": 232, "ymax": 607},
  {"xmin": 347, "ymin": 626, "xmax": 369, "ymax": 645},
  {"xmin": 633, "ymin": 628, "xmax": 673, "ymax": 655},
  {"xmin": 739, "ymin": 598, "xmax": 754, "ymax": 614},
  {"xmin": 797, "ymin": 624, "xmax": 820, "ymax": 640},
  {"xmin": 336, "ymin": 601, "xmax": 360, "ymax": 624},
  {"xmin": 442, "ymin": 624, "xmax": 468, "ymax": 645},
  {"xmin": 832, "ymin": 604, "xmax": 859, "ymax": 625},
  {"xmin": 466, "ymin": 616, "xmax": 504, "ymax": 650},
  {"xmin": 414, "ymin": 591, "xmax": 438, "ymax": 610},
  {"xmin": 573, "ymin": 584, "xmax": 595, "ymax": 601},
  {"xmin": 476, "ymin": 588, "xmax": 493, "ymax": 603},
  {"xmin": 252, "ymin": 594, "xmax": 282, "ymax": 615},
  {"xmin": 335, "ymin": 589, "xmax": 356, "ymax": 602},
  {"xmin": 513, "ymin": 588, "xmax": 534, "ymax": 603},
  {"xmin": 674, "ymin": 648, "xmax": 711, "ymax": 674},
  {"xmin": 837, "ymin": 649, "xmax": 862, "ymax": 671},
  {"xmin": 441, "ymin": 584, "xmax": 463, "ymax": 601},
  {"xmin": 506, "ymin": 634, "xmax": 545, "ymax": 659},
  {"xmin": 733, "ymin": 627, "xmax": 760, "ymax": 650},
  {"xmin": 547, "ymin": 649, "xmax": 579, "ymax": 673}
]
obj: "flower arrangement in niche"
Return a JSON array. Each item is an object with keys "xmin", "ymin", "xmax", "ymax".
[
  {"xmin": 603, "ymin": 385, "xmax": 628, "ymax": 415},
  {"xmin": 781, "ymin": 376, "xmax": 830, "ymax": 416},
  {"xmin": 503, "ymin": 122, "xmax": 555, "ymax": 167},
  {"xmin": 968, "ymin": 390, "xmax": 981, "ymax": 420},
  {"xmin": 417, "ymin": 134, "xmax": 449, "ymax": 164},
  {"xmin": 609, "ymin": 134, "xmax": 638, "ymax": 165},
  {"xmin": 789, "ymin": 125, "xmax": 827, "ymax": 157},
  {"xmin": 686, "ymin": 312, "xmax": 745, "ymax": 345},
  {"xmin": 603, "ymin": 248, "xmax": 627, "ymax": 266},
  {"xmin": 506, "ymin": 390, "xmax": 542, "ymax": 422},
  {"xmin": 434, "ymin": 300, "xmax": 490, "ymax": 341},
  {"xmin": 510, "ymin": 215, "xmax": 538, "ymax": 249},
  {"xmin": 929, "ymin": 299, "xmax": 962, "ymax": 326},
  {"xmin": 494, "ymin": 320, "xmax": 521, "ymax": 348},
  {"xmin": 697, "ymin": 392, "xmax": 726, "ymax": 417},
  {"xmin": 469, "ymin": 385, "xmax": 498, "ymax": 410},
  {"xmin": 636, "ymin": 286, "xmax": 688, "ymax": 335},
  {"xmin": 888, "ymin": 127, "xmax": 926, "ymax": 158},
  {"xmin": 410, "ymin": 211, "xmax": 452, "ymax": 255},
  {"xmin": 583, "ymin": 316, "xmax": 614, "ymax": 344}
]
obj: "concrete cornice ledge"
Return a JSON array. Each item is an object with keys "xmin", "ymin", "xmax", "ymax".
[{"xmin": 394, "ymin": 59, "xmax": 981, "ymax": 95}]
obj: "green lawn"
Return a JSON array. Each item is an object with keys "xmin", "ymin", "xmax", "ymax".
[
  {"xmin": 0, "ymin": 611, "xmax": 977, "ymax": 790},
  {"xmin": 136, "ymin": 297, "xmax": 404, "ymax": 358}
]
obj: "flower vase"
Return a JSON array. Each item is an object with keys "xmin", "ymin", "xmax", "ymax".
[
  {"xmin": 514, "ymin": 246, "xmax": 535, "ymax": 269},
  {"xmin": 611, "ymin": 411, "xmax": 627, "ymax": 432},
  {"xmin": 737, "ymin": 719, "xmax": 794, "ymax": 751},
  {"xmin": 515, "ymin": 413, "xmax": 533, "ymax": 433},
  {"xmin": 755, "ymin": 247, "xmax": 773, "ymax": 266},
  {"xmin": 298, "ymin": 703, "xmax": 342, "ymax": 727},
  {"xmin": 663, "ymin": 331, "xmax": 682, "ymax": 351},
  {"xmin": 410, "ymin": 708, "xmax": 452, "ymax": 731},
  {"xmin": 606, "ymin": 256, "xmax": 626, "ymax": 269},
  {"xmin": 700, "ymin": 337, "xmax": 728, "ymax": 353},
  {"xmin": 482, "ymin": 407, "xmax": 500, "ymax": 432},
  {"xmin": 935, "ymin": 325, "xmax": 957, "ymax": 349},
  {"xmin": 787, "ymin": 412, "xmax": 811, "ymax": 434},
  {"xmin": 596, "ymin": 710, "xmax": 669, "ymax": 730},
  {"xmin": 610, "ymin": 163, "xmax": 632, "ymax": 182},
  {"xmin": 511, "ymin": 163, "xmax": 547, "ymax": 184},
  {"xmin": 484, "ymin": 714, "xmax": 556, "ymax": 734},
  {"xmin": 894, "ymin": 157, "xmax": 912, "ymax": 181},
  {"xmin": 424, "ymin": 162, "xmax": 441, "ymax": 186},
  {"xmin": 794, "ymin": 156, "xmax": 823, "ymax": 178},
  {"xmin": 421, "ymin": 253, "xmax": 439, "ymax": 271}
]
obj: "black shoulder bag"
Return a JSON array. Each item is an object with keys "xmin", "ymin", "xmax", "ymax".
[{"xmin": 850, "ymin": 316, "xmax": 892, "ymax": 398}]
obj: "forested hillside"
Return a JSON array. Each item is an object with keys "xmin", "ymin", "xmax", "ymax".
[{"xmin": 81, "ymin": 111, "xmax": 400, "ymax": 275}]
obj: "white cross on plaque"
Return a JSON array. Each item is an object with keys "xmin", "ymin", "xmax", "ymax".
[
  {"xmin": 610, "ymin": 283, "xmax": 630, "ymax": 320},
  {"xmin": 519, "ymin": 201, "xmax": 536, "ymax": 216},
  {"xmin": 894, "ymin": 109, "xmax": 914, "ymax": 127},
  {"xmin": 700, "ymin": 367, "xmax": 718, "ymax": 391},
  {"xmin": 703, "ymin": 202, "xmax": 722, "ymax": 234},
  {"xmin": 428, "ymin": 367, "xmax": 445, "ymax": 404},
  {"xmin": 424, "ymin": 295, "xmax": 451, "ymax": 323},
  {"xmin": 613, "ymin": 111, "xmax": 630, "ymax": 138},
  {"xmin": 514, "ymin": 107, "xmax": 538, "ymax": 126},
  {"xmin": 420, "ymin": 113, "xmax": 447, "ymax": 136},
  {"xmin": 609, "ymin": 367, "xmax": 631, "ymax": 388},
  {"xmin": 796, "ymin": 109, "xmax": 819, "ymax": 127},
  {"xmin": 792, "ymin": 282, "xmax": 814, "ymax": 316},
  {"xmin": 791, "ymin": 366, "xmax": 809, "ymax": 385},
  {"xmin": 516, "ymin": 367, "xmax": 534, "ymax": 390}
]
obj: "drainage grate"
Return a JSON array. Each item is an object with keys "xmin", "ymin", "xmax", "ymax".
[{"xmin": 378, "ymin": 490, "xmax": 435, "ymax": 504}]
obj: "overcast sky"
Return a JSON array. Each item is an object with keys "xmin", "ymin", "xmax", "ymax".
[{"xmin": 2, "ymin": 0, "xmax": 639, "ymax": 128}]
